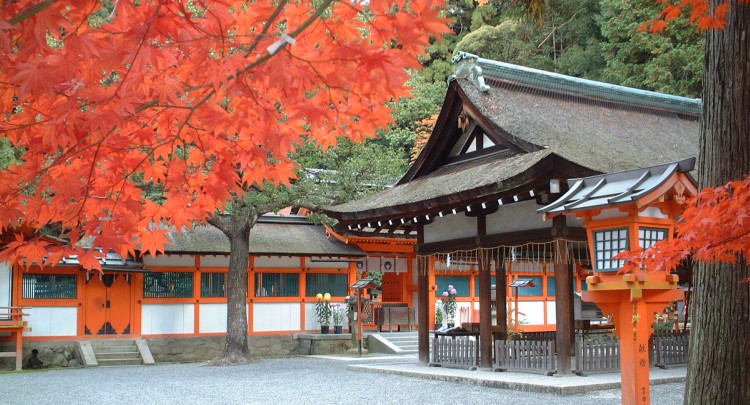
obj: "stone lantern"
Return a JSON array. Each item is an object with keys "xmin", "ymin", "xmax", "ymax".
[{"xmin": 539, "ymin": 158, "xmax": 697, "ymax": 405}]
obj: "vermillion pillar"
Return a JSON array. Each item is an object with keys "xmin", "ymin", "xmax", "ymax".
[{"xmin": 584, "ymin": 274, "xmax": 683, "ymax": 405}]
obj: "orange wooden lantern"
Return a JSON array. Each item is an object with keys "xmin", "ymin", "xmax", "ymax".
[{"xmin": 539, "ymin": 158, "xmax": 697, "ymax": 405}]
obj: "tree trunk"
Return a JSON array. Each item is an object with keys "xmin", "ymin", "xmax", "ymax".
[
  {"xmin": 206, "ymin": 210, "xmax": 258, "ymax": 365},
  {"xmin": 686, "ymin": 2, "xmax": 750, "ymax": 403}
]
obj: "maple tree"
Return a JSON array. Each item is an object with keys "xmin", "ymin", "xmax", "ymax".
[
  {"xmin": 0, "ymin": 0, "xmax": 450, "ymax": 363},
  {"xmin": 0, "ymin": 0, "xmax": 450, "ymax": 267}
]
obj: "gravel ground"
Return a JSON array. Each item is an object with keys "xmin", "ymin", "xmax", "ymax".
[{"xmin": 1, "ymin": 356, "xmax": 685, "ymax": 405}]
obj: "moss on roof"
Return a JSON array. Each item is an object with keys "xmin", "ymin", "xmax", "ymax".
[{"xmin": 165, "ymin": 222, "xmax": 365, "ymax": 257}]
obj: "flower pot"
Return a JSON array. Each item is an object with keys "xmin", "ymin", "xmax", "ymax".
[
  {"xmin": 320, "ymin": 326, "xmax": 330, "ymax": 334},
  {"xmin": 334, "ymin": 325, "xmax": 343, "ymax": 334},
  {"xmin": 447, "ymin": 323, "xmax": 455, "ymax": 329}
]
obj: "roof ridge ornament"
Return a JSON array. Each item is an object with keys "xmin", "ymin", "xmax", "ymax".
[{"xmin": 450, "ymin": 51, "xmax": 490, "ymax": 92}]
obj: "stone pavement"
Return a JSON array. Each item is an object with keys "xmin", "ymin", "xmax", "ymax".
[{"xmin": 314, "ymin": 353, "xmax": 687, "ymax": 396}]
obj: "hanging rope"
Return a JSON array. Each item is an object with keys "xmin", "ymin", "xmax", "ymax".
[{"xmin": 418, "ymin": 239, "xmax": 590, "ymax": 275}]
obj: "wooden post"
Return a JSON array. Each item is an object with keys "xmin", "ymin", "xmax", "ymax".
[
  {"xmin": 495, "ymin": 251, "xmax": 507, "ymax": 339},
  {"xmin": 478, "ymin": 250, "xmax": 492, "ymax": 368},
  {"xmin": 417, "ymin": 255, "xmax": 430, "ymax": 364},
  {"xmin": 553, "ymin": 220, "xmax": 574, "ymax": 374}
]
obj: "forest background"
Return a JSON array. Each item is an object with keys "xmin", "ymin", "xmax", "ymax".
[{"xmin": 331, "ymin": 0, "xmax": 705, "ymax": 186}]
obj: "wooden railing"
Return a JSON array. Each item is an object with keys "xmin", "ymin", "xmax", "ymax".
[
  {"xmin": 430, "ymin": 332, "xmax": 480, "ymax": 370},
  {"xmin": 575, "ymin": 333, "xmax": 620, "ymax": 375},
  {"xmin": 494, "ymin": 339, "xmax": 556, "ymax": 375},
  {"xmin": 0, "ymin": 306, "xmax": 30, "ymax": 371},
  {"xmin": 652, "ymin": 332, "xmax": 689, "ymax": 368}
]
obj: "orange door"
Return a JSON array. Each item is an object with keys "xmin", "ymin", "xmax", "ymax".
[
  {"xmin": 381, "ymin": 272, "xmax": 404, "ymax": 302},
  {"xmin": 84, "ymin": 273, "xmax": 133, "ymax": 335}
]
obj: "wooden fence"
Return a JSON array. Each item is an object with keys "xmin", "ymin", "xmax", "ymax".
[
  {"xmin": 652, "ymin": 332, "xmax": 689, "ymax": 368},
  {"xmin": 494, "ymin": 339, "xmax": 556, "ymax": 375},
  {"xmin": 430, "ymin": 335, "xmax": 480, "ymax": 370},
  {"xmin": 575, "ymin": 333, "xmax": 620, "ymax": 375}
]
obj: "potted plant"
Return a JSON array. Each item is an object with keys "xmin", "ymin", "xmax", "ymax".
[
  {"xmin": 315, "ymin": 292, "xmax": 332, "ymax": 334},
  {"xmin": 434, "ymin": 300, "xmax": 444, "ymax": 330},
  {"xmin": 441, "ymin": 285, "xmax": 457, "ymax": 327},
  {"xmin": 332, "ymin": 304, "xmax": 347, "ymax": 334}
]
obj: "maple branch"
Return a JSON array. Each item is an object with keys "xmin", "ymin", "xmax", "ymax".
[
  {"xmin": 7, "ymin": 0, "xmax": 55, "ymax": 25},
  {"xmin": 243, "ymin": 0, "xmax": 289, "ymax": 56},
  {"xmin": 700, "ymin": 229, "xmax": 750, "ymax": 253},
  {"xmin": 238, "ymin": 0, "xmax": 336, "ymax": 76}
]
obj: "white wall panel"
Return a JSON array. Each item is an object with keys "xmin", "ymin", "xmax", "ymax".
[
  {"xmin": 516, "ymin": 301, "xmax": 545, "ymax": 325},
  {"xmin": 487, "ymin": 200, "xmax": 550, "ymax": 235},
  {"xmin": 26, "ymin": 307, "xmax": 77, "ymax": 336},
  {"xmin": 200, "ymin": 255, "xmax": 230, "ymax": 268},
  {"xmin": 304, "ymin": 302, "xmax": 319, "ymax": 330},
  {"xmin": 254, "ymin": 256, "xmax": 300, "ymax": 268},
  {"xmin": 144, "ymin": 254, "xmax": 195, "ymax": 267},
  {"xmin": 639, "ymin": 206, "xmax": 669, "ymax": 219},
  {"xmin": 306, "ymin": 257, "xmax": 349, "ymax": 269},
  {"xmin": 546, "ymin": 301, "xmax": 556, "ymax": 325},
  {"xmin": 141, "ymin": 304, "xmax": 195, "ymax": 334},
  {"xmin": 199, "ymin": 303, "xmax": 227, "ymax": 333},
  {"xmin": 253, "ymin": 302, "xmax": 301, "ymax": 332},
  {"xmin": 0, "ymin": 262, "xmax": 11, "ymax": 308},
  {"xmin": 424, "ymin": 214, "xmax": 476, "ymax": 244}
]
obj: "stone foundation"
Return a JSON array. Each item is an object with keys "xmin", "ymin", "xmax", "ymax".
[
  {"xmin": 0, "ymin": 341, "xmax": 81, "ymax": 370},
  {"xmin": 1, "ymin": 333, "xmax": 355, "ymax": 370}
]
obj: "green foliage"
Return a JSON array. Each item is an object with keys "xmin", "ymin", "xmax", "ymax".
[
  {"xmin": 598, "ymin": 0, "xmax": 704, "ymax": 97},
  {"xmin": 331, "ymin": 304, "xmax": 347, "ymax": 326},
  {"xmin": 455, "ymin": 0, "xmax": 605, "ymax": 79},
  {"xmin": 0, "ymin": 138, "xmax": 20, "ymax": 169}
]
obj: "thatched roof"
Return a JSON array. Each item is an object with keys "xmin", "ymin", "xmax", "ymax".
[
  {"xmin": 164, "ymin": 216, "xmax": 365, "ymax": 257},
  {"xmin": 327, "ymin": 149, "xmax": 553, "ymax": 219},
  {"xmin": 459, "ymin": 73, "xmax": 698, "ymax": 175},
  {"xmin": 324, "ymin": 56, "xmax": 699, "ymax": 226}
]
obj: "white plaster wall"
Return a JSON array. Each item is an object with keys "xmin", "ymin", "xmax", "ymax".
[
  {"xmin": 304, "ymin": 302, "xmax": 319, "ymax": 330},
  {"xmin": 254, "ymin": 256, "xmax": 301, "ymax": 268},
  {"xmin": 516, "ymin": 301, "xmax": 546, "ymax": 325},
  {"xmin": 639, "ymin": 206, "xmax": 670, "ymax": 219},
  {"xmin": 395, "ymin": 258, "xmax": 409, "ymax": 274},
  {"xmin": 0, "ymin": 262, "xmax": 11, "ymax": 309},
  {"xmin": 142, "ymin": 304, "xmax": 195, "ymax": 334},
  {"xmin": 365, "ymin": 257, "xmax": 409, "ymax": 273},
  {"xmin": 26, "ymin": 307, "xmax": 78, "ymax": 336},
  {"xmin": 546, "ymin": 301, "xmax": 556, "ymax": 324},
  {"xmin": 487, "ymin": 200, "xmax": 551, "ymax": 234},
  {"xmin": 199, "ymin": 303, "xmax": 227, "ymax": 333},
  {"xmin": 200, "ymin": 255, "xmax": 230, "ymax": 268},
  {"xmin": 253, "ymin": 302, "xmax": 301, "ymax": 332},
  {"xmin": 424, "ymin": 213, "xmax": 476, "ymax": 244},
  {"xmin": 144, "ymin": 254, "xmax": 195, "ymax": 267},
  {"xmin": 306, "ymin": 257, "xmax": 348, "ymax": 269}
]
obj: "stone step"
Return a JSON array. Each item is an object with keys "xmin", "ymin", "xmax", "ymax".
[
  {"xmin": 96, "ymin": 357, "xmax": 144, "ymax": 367},
  {"xmin": 78, "ymin": 339, "xmax": 153, "ymax": 367},
  {"xmin": 92, "ymin": 344, "xmax": 138, "ymax": 354},
  {"xmin": 96, "ymin": 351, "xmax": 141, "ymax": 361}
]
